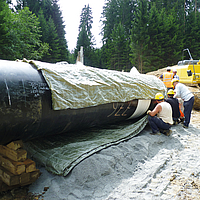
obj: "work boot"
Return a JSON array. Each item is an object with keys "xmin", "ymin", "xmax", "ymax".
[
  {"xmin": 150, "ymin": 132, "xmax": 161, "ymax": 135},
  {"xmin": 180, "ymin": 117, "xmax": 185, "ymax": 124},
  {"xmin": 162, "ymin": 129, "xmax": 172, "ymax": 136},
  {"xmin": 182, "ymin": 124, "xmax": 188, "ymax": 129},
  {"xmin": 173, "ymin": 120, "xmax": 178, "ymax": 125}
]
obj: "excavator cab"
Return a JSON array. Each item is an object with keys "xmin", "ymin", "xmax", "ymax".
[{"xmin": 172, "ymin": 49, "xmax": 200, "ymax": 86}]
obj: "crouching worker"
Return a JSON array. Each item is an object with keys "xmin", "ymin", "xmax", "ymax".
[
  {"xmin": 172, "ymin": 78, "xmax": 194, "ymax": 128},
  {"xmin": 166, "ymin": 89, "xmax": 180, "ymax": 125},
  {"xmin": 147, "ymin": 93, "xmax": 173, "ymax": 136}
]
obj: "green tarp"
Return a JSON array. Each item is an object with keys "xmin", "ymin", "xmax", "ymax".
[{"xmin": 24, "ymin": 115, "xmax": 148, "ymax": 176}]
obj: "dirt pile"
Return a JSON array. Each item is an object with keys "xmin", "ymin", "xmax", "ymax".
[{"xmin": 194, "ymin": 93, "xmax": 200, "ymax": 110}]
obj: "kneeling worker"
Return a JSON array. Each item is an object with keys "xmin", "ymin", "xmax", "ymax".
[
  {"xmin": 147, "ymin": 93, "xmax": 173, "ymax": 136},
  {"xmin": 166, "ymin": 89, "xmax": 180, "ymax": 125}
]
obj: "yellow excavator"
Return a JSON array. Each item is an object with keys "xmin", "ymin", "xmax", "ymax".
[{"xmin": 172, "ymin": 48, "xmax": 200, "ymax": 86}]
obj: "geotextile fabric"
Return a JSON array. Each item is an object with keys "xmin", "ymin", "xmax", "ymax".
[
  {"xmin": 24, "ymin": 115, "xmax": 148, "ymax": 176},
  {"xmin": 28, "ymin": 61, "xmax": 166, "ymax": 110}
]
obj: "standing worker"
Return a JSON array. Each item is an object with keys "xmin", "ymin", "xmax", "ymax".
[
  {"xmin": 147, "ymin": 93, "xmax": 173, "ymax": 136},
  {"xmin": 172, "ymin": 79, "xmax": 194, "ymax": 128},
  {"xmin": 159, "ymin": 66, "xmax": 174, "ymax": 90},
  {"xmin": 172, "ymin": 69, "xmax": 179, "ymax": 80},
  {"xmin": 166, "ymin": 89, "xmax": 180, "ymax": 125}
]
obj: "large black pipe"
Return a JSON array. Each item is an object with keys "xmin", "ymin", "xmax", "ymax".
[{"xmin": 0, "ymin": 60, "xmax": 153, "ymax": 145}]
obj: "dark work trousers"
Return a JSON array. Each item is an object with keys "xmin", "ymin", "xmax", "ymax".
[
  {"xmin": 183, "ymin": 96, "xmax": 194, "ymax": 127},
  {"xmin": 148, "ymin": 115, "xmax": 171, "ymax": 133}
]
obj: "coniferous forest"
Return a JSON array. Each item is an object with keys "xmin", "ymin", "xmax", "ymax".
[{"xmin": 1, "ymin": 0, "xmax": 200, "ymax": 73}]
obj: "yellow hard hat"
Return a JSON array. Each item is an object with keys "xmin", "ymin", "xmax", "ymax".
[
  {"xmin": 155, "ymin": 93, "xmax": 164, "ymax": 100},
  {"xmin": 171, "ymin": 78, "xmax": 179, "ymax": 84},
  {"xmin": 167, "ymin": 89, "xmax": 174, "ymax": 95}
]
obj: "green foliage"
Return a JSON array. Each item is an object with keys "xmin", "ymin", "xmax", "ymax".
[
  {"xmin": 101, "ymin": 0, "xmax": 200, "ymax": 72},
  {"xmin": 184, "ymin": 6, "xmax": 200, "ymax": 59},
  {"xmin": 130, "ymin": 0, "xmax": 185, "ymax": 73},
  {"xmin": 51, "ymin": 0, "xmax": 69, "ymax": 62},
  {"xmin": 9, "ymin": 7, "xmax": 48, "ymax": 59},
  {"xmin": 15, "ymin": 0, "xmax": 69, "ymax": 63},
  {"xmin": 0, "ymin": 3, "xmax": 49, "ymax": 60},
  {"xmin": 130, "ymin": 0, "xmax": 150, "ymax": 73},
  {"xmin": 68, "ymin": 51, "xmax": 76, "ymax": 64},
  {"xmin": 76, "ymin": 4, "xmax": 96, "ymax": 66},
  {"xmin": 79, "ymin": 4, "xmax": 93, "ymax": 37},
  {"xmin": 40, "ymin": 17, "xmax": 61, "ymax": 62},
  {"xmin": 1, "ymin": 0, "xmax": 200, "ymax": 70},
  {"xmin": 101, "ymin": 0, "xmax": 134, "ymax": 71},
  {"xmin": 106, "ymin": 22, "xmax": 131, "ymax": 71},
  {"xmin": 0, "ymin": 0, "xmax": 12, "ymax": 59},
  {"xmin": 130, "ymin": 3, "xmax": 181, "ymax": 72}
]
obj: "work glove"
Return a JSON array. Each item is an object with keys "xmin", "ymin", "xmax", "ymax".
[{"xmin": 146, "ymin": 110, "xmax": 151, "ymax": 115}]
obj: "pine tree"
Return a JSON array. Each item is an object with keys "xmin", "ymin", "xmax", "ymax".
[
  {"xmin": 160, "ymin": 9, "xmax": 181, "ymax": 66},
  {"xmin": 0, "ymin": 0, "xmax": 11, "ymax": 59},
  {"xmin": 38, "ymin": 9, "xmax": 48, "ymax": 44},
  {"xmin": 76, "ymin": 4, "xmax": 95, "ymax": 66},
  {"xmin": 130, "ymin": 0, "xmax": 150, "ymax": 73},
  {"xmin": 101, "ymin": 0, "xmax": 135, "ymax": 71},
  {"xmin": 106, "ymin": 23, "xmax": 131, "ymax": 71},
  {"xmin": 51, "ymin": 0, "xmax": 69, "ymax": 62},
  {"xmin": 42, "ymin": 17, "xmax": 61, "ymax": 62},
  {"xmin": 145, "ymin": 4, "xmax": 163, "ymax": 71},
  {"xmin": 101, "ymin": 0, "xmax": 119, "ymax": 44},
  {"xmin": 15, "ymin": 0, "xmax": 69, "ymax": 62},
  {"xmin": 184, "ymin": 5, "xmax": 200, "ymax": 59},
  {"xmin": 7, "ymin": 7, "xmax": 49, "ymax": 60}
]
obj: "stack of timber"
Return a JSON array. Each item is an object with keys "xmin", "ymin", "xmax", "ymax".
[{"xmin": 0, "ymin": 140, "xmax": 41, "ymax": 192}]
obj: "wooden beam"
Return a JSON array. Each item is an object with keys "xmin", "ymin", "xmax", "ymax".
[
  {"xmin": 0, "ymin": 145, "xmax": 27, "ymax": 162},
  {"xmin": 0, "ymin": 155, "xmax": 25, "ymax": 175}
]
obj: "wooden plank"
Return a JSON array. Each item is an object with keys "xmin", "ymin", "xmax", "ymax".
[
  {"xmin": 0, "ymin": 145, "xmax": 27, "ymax": 162},
  {"xmin": 0, "ymin": 167, "xmax": 19, "ymax": 186},
  {"xmin": 20, "ymin": 169, "xmax": 41, "ymax": 187},
  {"xmin": 0, "ymin": 169, "xmax": 40, "ymax": 190},
  {"xmin": 6, "ymin": 140, "xmax": 23, "ymax": 150},
  {"xmin": 30, "ymin": 169, "xmax": 41, "ymax": 181},
  {"xmin": 19, "ymin": 172, "xmax": 30, "ymax": 184},
  {"xmin": 23, "ymin": 159, "xmax": 36, "ymax": 173},
  {"xmin": 0, "ymin": 161, "xmax": 41, "ymax": 191},
  {"xmin": 0, "ymin": 167, "xmax": 3, "ymax": 176},
  {"xmin": 0, "ymin": 179, "xmax": 17, "ymax": 192},
  {"xmin": 0, "ymin": 155, "xmax": 25, "ymax": 175},
  {"xmin": 0, "ymin": 145, "xmax": 6, "ymax": 156}
]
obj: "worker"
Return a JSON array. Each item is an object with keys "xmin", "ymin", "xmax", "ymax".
[
  {"xmin": 147, "ymin": 93, "xmax": 173, "ymax": 136},
  {"xmin": 174, "ymin": 89, "xmax": 185, "ymax": 123},
  {"xmin": 172, "ymin": 79, "xmax": 194, "ymax": 128},
  {"xmin": 159, "ymin": 66, "xmax": 174, "ymax": 90},
  {"xmin": 172, "ymin": 69, "xmax": 179, "ymax": 80},
  {"xmin": 166, "ymin": 89, "xmax": 180, "ymax": 125}
]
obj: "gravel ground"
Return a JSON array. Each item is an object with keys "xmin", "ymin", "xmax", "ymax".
[{"xmin": 25, "ymin": 119, "xmax": 200, "ymax": 200}]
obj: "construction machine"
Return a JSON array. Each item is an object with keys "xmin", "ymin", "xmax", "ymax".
[{"xmin": 172, "ymin": 48, "xmax": 200, "ymax": 86}]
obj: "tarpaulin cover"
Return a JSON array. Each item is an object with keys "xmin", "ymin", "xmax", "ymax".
[
  {"xmin": 24, "ymin": 115, "xmax": 148, "ymax": 176},
  {"xmin": 28, "ymin": 61, "xmax": 166, "ymax": 110},
  {"xmin": 21, "ymin": 60, "xmax": 166, "ymax": 177}
]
